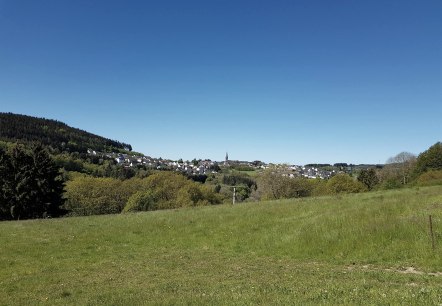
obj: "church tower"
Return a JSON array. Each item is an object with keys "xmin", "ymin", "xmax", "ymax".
[{"xmin": 224, "ymin": 152, "xmax": 229, "ymax": 166}]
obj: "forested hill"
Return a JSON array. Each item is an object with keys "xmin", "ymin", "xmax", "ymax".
[{"xmin": 0, "ymin": 112, "xmax": 132, "ymax": 153}]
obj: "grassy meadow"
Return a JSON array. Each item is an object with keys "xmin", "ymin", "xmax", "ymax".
[{"xmin": 1, "ymin": 186, "xmax": 442, "ymax": 305}]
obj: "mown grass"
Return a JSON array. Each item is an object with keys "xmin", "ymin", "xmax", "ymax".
[{"xmin": 1, "ymin": 186, "xmax": 442, "ymax": 305}]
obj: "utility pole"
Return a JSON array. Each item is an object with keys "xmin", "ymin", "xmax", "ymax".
[
  {"xmin": 233, "ymin": 187, "xmax": 236, "ymax": 205},
  {"xmin": 230, "ymin": 186, "xmax": 240, "ymax": 205}
]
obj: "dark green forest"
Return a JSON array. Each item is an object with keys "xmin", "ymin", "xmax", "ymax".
[
  {"xmin": 0, "ymin": 112, "xmax": 131, "ymax": 153},
  {"xmin": 0, "ymin": 144, "xmax": 65, "ymax": 220}
]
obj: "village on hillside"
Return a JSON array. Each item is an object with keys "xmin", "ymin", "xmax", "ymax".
[{"xmin": 87, "ymin": 149, "xmax": 381, "ymax": 179}]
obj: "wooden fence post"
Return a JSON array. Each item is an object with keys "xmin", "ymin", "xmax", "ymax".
[{"xmin": 429, "ymin": 215, "xmax": 436, "ymax": 251}]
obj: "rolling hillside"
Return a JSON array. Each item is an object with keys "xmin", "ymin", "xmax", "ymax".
[
  {"xmin": 1, "ymin": 186, "xmax": 441, "ymax": 305},
  {"xmin": 0, "ymin": 112, "xmax": 131, "ymax": 153}
]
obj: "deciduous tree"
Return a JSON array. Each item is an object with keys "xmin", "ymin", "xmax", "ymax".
[
  {"xmin": 414, "ymin": 142, "xmax": 442, "ymax": 174},
  {"xmin": 384, "ymin": 152, "xmax": 416, "ymax": 185},
  {"xmin": 357, "ymin": 168, "xmax": 379, "ymax": 190}
]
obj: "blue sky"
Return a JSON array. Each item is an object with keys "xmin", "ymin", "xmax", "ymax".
[{"xmin": 1, "ymin": 0, "xmax": 441, "ymax": 164}]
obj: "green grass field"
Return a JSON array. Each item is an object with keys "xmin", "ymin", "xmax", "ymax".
[{"xmin": 1, "ymin": 186, "xmax": 442, "ymax": 305}]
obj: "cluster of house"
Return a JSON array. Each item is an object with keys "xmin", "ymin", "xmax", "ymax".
[
  {"xmin": 87, "ymin": 149, "xmax": 359, "ymax": 179},
  {"xmin": 284, "ymin": 165, "xmax": 336, "ymax": 179},
  {"xmin": 119, "ymin": 155, "xmax": 220, "ymax": 175},
  {"xmin": 88, "ymin": 149, "xmax": 222, "ymax": 175}
]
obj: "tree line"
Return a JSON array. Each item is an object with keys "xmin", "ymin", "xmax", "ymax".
[
  {"xmin": 1, "ymin": 140, "xmax": 442, "ymax": 221},
  {"xmin": 255, "ymin": 142, "xmax": 442, "ymax": 201}
]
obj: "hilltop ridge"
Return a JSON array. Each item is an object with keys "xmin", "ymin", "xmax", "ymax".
[{"xmin": 0, "ymin": 112, "xmax": 132, "ymax": 153}]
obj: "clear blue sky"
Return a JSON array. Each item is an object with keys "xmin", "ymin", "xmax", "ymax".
[{"xmin": 1, "ymin": 0, "xmax": 441, "ymax": 164}]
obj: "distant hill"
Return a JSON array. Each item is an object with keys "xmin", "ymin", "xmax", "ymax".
[{"xmin": 0, "ymin": 112, "xmax": 132, "ymax": 153}]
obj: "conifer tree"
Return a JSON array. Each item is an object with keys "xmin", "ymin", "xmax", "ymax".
[
  {"xmin": 0, "ymin": 148, "xmax": 12, "ymax": 219},
  {"xmin": 0, "ymin": 143, "xmax": 65, "ymax": 220}
]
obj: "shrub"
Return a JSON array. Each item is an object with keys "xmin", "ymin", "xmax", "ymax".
[
  {"xmin": 310, "ymin": 179, "xmax": 329, "ymax": 197},
  {"xmin": 222, "ymin": 173, "xmax": 256, "ymax": 189},
  {"xmin": 256, "ymin": 170, "xmax": 315, "ymax": 200},
  {"xmin": 380, "ymin": 178, "xmax": 403, "ymax": 190},
  {"xmin": 326, "ymin": 174, "xmax": 367, "ymax": 194},
  {"xmin": 176, "ymin": 184, "xmax": 207, "ymax": 207},
  {"xmin": 416, "ymin": 170, "xmax": 442, "ymax": 187},
  {"xmin": 64, "ymin": 176, "xmax": 147, "ymax": 216},
  {"xmin": 122, "ymin": 172, "xmax": 222, "ymax": 213},
  {"xmin": 357, "ymin": 168, "xmax": 380, "ymax": 190},
  {"xmin": 123, "ymin": 191, "xmax": 157, "ymax": 213}
]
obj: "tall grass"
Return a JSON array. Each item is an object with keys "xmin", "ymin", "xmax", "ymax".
[{"xmin": 1, "ymin": 186, "xmax": 441, "ymax": 305}]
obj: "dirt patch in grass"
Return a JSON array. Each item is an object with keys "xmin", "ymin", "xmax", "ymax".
[{"xmin": 347, "ymin": 264, "xmax": 442, "ymax": 277}]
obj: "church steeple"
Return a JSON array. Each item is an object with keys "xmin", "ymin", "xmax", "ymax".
[{"xmin": 224, "ymin": 152, "xmax": 229, "ymax": 165}]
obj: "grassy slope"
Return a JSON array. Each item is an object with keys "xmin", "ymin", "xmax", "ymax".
[{"xmin": 1, "ymin": 186, "xmax": 442, "ymax": 305}]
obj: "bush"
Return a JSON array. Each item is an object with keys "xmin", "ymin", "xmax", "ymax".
[
  {"xmin": 65, "ymin": 172, "xmax": 222, "ymax": 216},
  {"xmin": 326, "ymin": 174, "xmax": 367, "ymax": 194},
  {"xmin": 416, "ymin": 170, "xmax": 442, "ymax": 187},
  {"xmin": 256, "ymin": 171, "xmax": 315, "ymax": 200},
  {"xmin": 64, "ymin": 177, "xmax": 147, "ymax": 216},
  {"xmin": 122, "ymin": 172, "xmax": 222, "ymax": 213},
  {"xmin": 123, "ymin": 191, "xmax": 157, "ymax": 212},
  {"xmin": 222, "ymin": 173, "xmax": 256, "ymax": 189},
  {"xmin": 380, "ymin": 178, "xmax": 403, "ymax": 190},
  {"xmin": 310, "ymin": 179, "xmax": 329, "ymax": 197},
  {"xmin": 357, "ymin": 168, "xmax": 380, "ymax": 190},
  {"xmin": 176, "ymin": 184, "xmax": 207, "ymax": 207}
]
